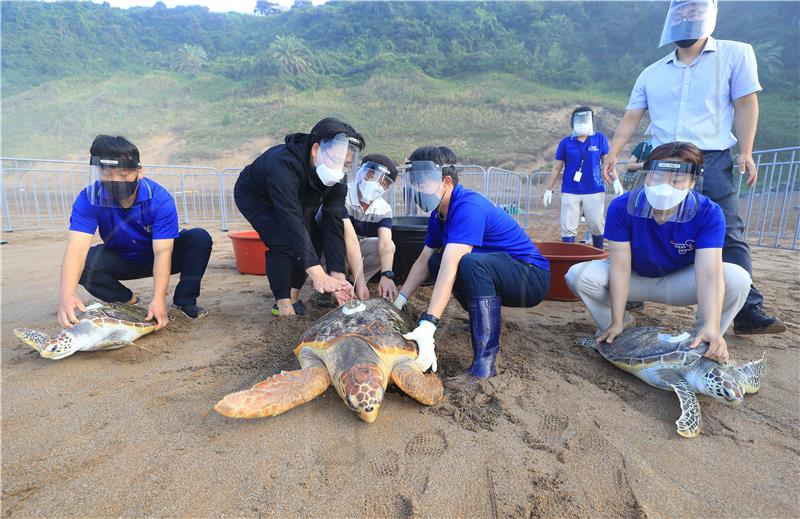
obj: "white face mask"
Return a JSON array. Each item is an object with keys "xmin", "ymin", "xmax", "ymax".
[
  {"xmin": 573, "ymin": 122, "xmax": 593, "ymax": 136},
  {"xmin": 316, "ymin": 163, "xmax": 345, "ymax": 187},
  {"xmin": 358, "ymin": 179, "xmax": 385, "ymax": 204},
  {"xmin": 645, "ymin": 183, "xmax": 690, "ymax": 210}
]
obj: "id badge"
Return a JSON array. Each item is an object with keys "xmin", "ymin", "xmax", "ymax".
[{"xmin": 572, "ymin": 170, "xmax": 582, "ymax": 182}]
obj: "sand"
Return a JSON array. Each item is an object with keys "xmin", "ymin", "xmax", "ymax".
[{"xmin": 2, "ymin": 228, "xmax": 798, "ymax": 518}]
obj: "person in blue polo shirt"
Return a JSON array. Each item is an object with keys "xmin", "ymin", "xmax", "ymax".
[
  {"xmin": 566, "ymin": 142, "xmax": 751, "ymax": 363},
  {"xmin": 58, "ymin": 135, "xmax": 213, "ymax": 329},
  {"xmin": 543, "ymin": 107, "xmax": 624, "ymax": 248},
  {"xmin": 394, "ymin": 146, "xmax": 550, "ymax": 387}
]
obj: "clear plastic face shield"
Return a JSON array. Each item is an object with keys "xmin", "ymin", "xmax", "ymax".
[
  {"xmin": 354, "ymin": 161, "xmax": 394, "ymax": 205},
  {"xmin": 572, "ymin": 111, "xmax": 594, "ymax": 137},
  {"xmin": 659, "ymin": 0, "xmax": 717, "ymax": 48},
  {"xmin": 627, "ymin": 160, "xmax": 704, "ymax": 224},
  {"xmin": 314, "ymin": 133, "xmax": 362, "ymax": 187},
  {"xmin": 408, "ymin": 161, "xmax": 447, "ymax": 213},
  {"xmin": 86, "ymin": 156, "xmax": 143, "ymax": 207}
]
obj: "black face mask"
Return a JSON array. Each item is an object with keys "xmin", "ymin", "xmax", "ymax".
[
  {"xmin": 675, "ymin": 38, "xmax": 699, "ymax": 48},
  {"xmin": 102, "ymin": 178, "xmax": 139, "ymax": 202}
]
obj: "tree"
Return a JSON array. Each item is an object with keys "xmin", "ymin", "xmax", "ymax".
[
  {"xmin": 752, "ymin": 40, "xmax": 783, "ymax": 78},
  {"xmin": 170, "ymin": 43, "xmax": 208, "ymax": 75},
  {"xmin": 268, "ymin": 35, "xmax": 314, "ymax": 77},
  {"xmin": 292, "ymin": 0, "xmax": 312, "ymax": 9},
  {"xmin": 254, "ymin": 1, "xmax": 281, "ymax": 16}
]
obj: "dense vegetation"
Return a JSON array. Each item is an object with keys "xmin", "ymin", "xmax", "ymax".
[{"xmin": 2, "ymin": 1, "xmax": 797, "ymax": 165}]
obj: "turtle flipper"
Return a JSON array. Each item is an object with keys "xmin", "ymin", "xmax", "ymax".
[
  {"xmin": 13, "ymin": 329, "xmax": 49, "ymax": 353},
  {"xmin": 390, "ymin": 362, "xmax": 444, "ymax": 406},
  {"xmin": 737, "ymin": 353, "xmax": 767, "ymax": 394},
  {"xmin": 668, "ymin": 378, "xmax": 701, "ymax": 438},
  {"xmin": 93, "ymin": 339, "xmax": 135, "ymax": 351},
  {"xmin": 214, "ymin": 365, "xmax": 331, "ymax": 419}
]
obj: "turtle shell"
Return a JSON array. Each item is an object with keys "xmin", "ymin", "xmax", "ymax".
[
  {"xmin": 294, "ymin": 298, "xmax": 418, "ymax": 359},
  {"xmin": 92, "ymin": 302, "xmax": 153, "ymax": 324},
  {"xmin": 596, "ymin": 327, "xmax": 708, "ymax": 369}
]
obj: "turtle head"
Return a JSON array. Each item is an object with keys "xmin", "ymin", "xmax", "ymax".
[
  {"xmin": 691, "ymin": 359, "xmax": 745, "ymax": 404},
  {"xmin": 340, "ymin": 363, "xmax": 385, "ymax": 423}
]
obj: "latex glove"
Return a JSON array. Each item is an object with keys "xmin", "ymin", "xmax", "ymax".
[
  {"xmin": 612, "ymin": 178, "xmax": 624, "ymax": 196},
  {"xmin": 403, "ymin": 320, "xmax": 438, "ymax": 372},
  {"xmin": 393, "ymin": 293, "xmax": 408, "ymax": 310},
  {"xmin": 543, "ymin": 189, "xmax": 553, "ymax": 208}
]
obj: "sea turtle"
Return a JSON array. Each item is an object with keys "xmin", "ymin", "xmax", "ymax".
[
  {"xmin": 14, "ymin": 302, "xmax": 158, "ymax": 360},
  {"xmin": 577, "ymin": 327, "xmax": 766, "ymax": 437},
  {"xmin": 215, "ymin": 298, "xmax": 444, "ymax": 423}
]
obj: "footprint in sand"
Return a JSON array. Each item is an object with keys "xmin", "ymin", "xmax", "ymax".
[
  {"xmin": 404, "ymin": 429, "xmax": 448, "ymax": 458},
  {"xmin": 368, "ymin": 448, "xmax": 401, "ymax": 478}
]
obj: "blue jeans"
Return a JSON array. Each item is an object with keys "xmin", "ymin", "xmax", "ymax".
[
  {"xmin": 701, "ymin": 150, "xmax": 762, "ymax": 312},
  {"xmin": 427, "ymin": 252, "xmax": 550, "ymax": 309},
  {"xmin": 79, "ymin": 228, "xmax": 212, "ymax": 306}
]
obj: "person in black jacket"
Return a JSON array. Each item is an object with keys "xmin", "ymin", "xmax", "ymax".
[{"xmin": 234, "ymin": 118, "xmax": 365, "ymax": 316}]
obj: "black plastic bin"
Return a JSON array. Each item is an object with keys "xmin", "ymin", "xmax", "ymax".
[{"xmin": 392, "ymin": 215, "xmax": 430, "ymax": 284}]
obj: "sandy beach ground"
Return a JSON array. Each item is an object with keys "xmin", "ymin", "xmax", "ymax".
[{"xmin": 2, "ymin": 227, "xmax": 798, "ymax": 518}]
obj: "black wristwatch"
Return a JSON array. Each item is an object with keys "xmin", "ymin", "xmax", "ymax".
[
  {"xmin": 419, "ymin": 313, "xmax": 440, "ymax": 326},
  {"xmin": 380, "ymin": 270, "xmax": 395, "ymax": 280}
]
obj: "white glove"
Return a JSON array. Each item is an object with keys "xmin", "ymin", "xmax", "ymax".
[
  {"xmin": 612, "ymin": 179, "xmax": 624, "ymax": 196},
  {"xmin": 543, "ymin": 189, "xmax": 553, "ymax": 207},
  {"xmin": 403, "ymin": 320, "xmax": 438, "ymax": 372},
  {"xmin": 393, "ymin": 293, "xmax": 408, "ymax": 310}
]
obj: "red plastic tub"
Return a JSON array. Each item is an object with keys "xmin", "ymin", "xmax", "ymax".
[
  {"xmin": 535, "ymin": 242, "xmax": 609, "ymax": 301},
  {"xmin": 229, "ymin": 230, "xmax": 268, "ymax": 275}
]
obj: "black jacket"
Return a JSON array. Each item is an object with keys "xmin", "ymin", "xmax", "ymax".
[{"xmin": 237, "ymin": 133, "xmax": 347, "ymax": 271}]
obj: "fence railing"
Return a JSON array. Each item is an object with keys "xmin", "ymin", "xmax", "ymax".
[{"xmin": 2, "ymin": 152, "xmax": 798, "ymax": 250}]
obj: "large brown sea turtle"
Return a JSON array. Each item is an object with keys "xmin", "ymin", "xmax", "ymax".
[
  {"xmin": 14, "ymin": 302, "xmax": 157, "ymax": 360},
  {"xmin": 578, "ymin": 327, "xmax": 766, "ymax": 437},
  {"xmin": 215, "ymin": 298, "xmax": 444, "ymax": 423}
]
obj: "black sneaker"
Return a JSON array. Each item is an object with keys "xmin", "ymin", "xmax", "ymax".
[
  {"xmin": 733, "ymin": 306, "xmax": 786, "ymax": 335},
  {"xmin": 174, "ymin": 304, "xmax": 208, "ymax": 319},
  {"xmin": 271, "ymin": 300, "xmax": 307, "ymax": 316},
  {"xmin": 626, "ymin": 301, "xmax": 644, "ymax": 311}
]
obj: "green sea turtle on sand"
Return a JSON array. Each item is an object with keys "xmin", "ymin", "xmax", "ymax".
[
  {"xmin": 215, "ymin": 298, "xmax": 444, "ymax": 423},
  {"xmin": 14, "ymin": 302, "xmax": 158, "ymax": 360},
  {"xmin": 578, "ymin": 327, "xmax": 766, "ymax": 437}
]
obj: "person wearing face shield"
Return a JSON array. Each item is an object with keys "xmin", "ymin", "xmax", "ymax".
[
  {"xmin": 543, "ymin": 107, "xmax": 623, "ymax": 249},
  {"xmin": 566, "ymin": 142, "xmax": 752, "ymax": 364},
  {"xmin": 394, "ymin": 146, "xmax": 551, "ymax": 387},
  {"xmin": 58, "ymin": 135, "xmax": 213, "ymax": 329},
  {"xmin": 603, "ymin": 0, "xmax": 784, "ymax": 335},
  {"xmin": 234, "ymin": 117, "xmax": 364, "ymax": 317},
  {"xmin": 336, "ymin": 154, "xmax": 400, "ymax": 301}
]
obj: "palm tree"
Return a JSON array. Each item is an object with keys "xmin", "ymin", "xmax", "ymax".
[
  {"xmin": 268, "ymin": 35, "xmax": 314, "ymax": 77},
  {"xmin": 170, "ymin": 44, "xmax": 208, "ymax": 75}
]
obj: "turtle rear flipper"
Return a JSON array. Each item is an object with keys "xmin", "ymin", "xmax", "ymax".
[
  {"xmin": 667, "ymin": 377, "xmax": 701, "ymax": 438},
  {"xmin": 737, "ymin": 353, "xmax": 767, "ymax": 394},
  {"xmin": 390, "ymin": 362, "xmax": 444, "ymax": 406},
  {"xmin": 13, "ymin": 329, "xmax": 49, "ymax": 353},
  {"xmin": 215, "ymin": 364, "xmax": 330, "ymax": 419}
]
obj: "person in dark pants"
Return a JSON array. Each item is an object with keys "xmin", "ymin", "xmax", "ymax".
[
  {"xmin": 234, "ymin": 117, "xmax": 363, "ymax": 317},
  {"xmin": 603, "ymin": 0, "xmax": 785, "ymax": 334},
  {"xmin": 58, "ymin": 135, "xmax": 212, "ymax": 329},
  {"xmin": 394, "ymin": 146, "xmax": 551, "ymax": 386}
]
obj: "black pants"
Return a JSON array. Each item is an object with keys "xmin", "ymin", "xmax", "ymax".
[
  {"xmin": 428, "ymin": 251, "xmax": 550, "ymax": 310},
  {"xmin": 701, "ymin": 150, "xmax": 762, "ymax": 313},
  {"xmin": 234, "ymin": 185, "xmax": 344, "ymax": 301},
  {"xmin": 79, "ymin": 228, "xmax": 212, "ymax": 306}
]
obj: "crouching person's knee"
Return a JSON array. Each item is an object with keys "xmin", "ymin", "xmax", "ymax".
[
  {"xmin": 722, "ymin": 262, "xmax": 751, "ymax": 298},
  {"xmin": 183, "ymin": 228, "xmax": 213, "ymax": 252}
]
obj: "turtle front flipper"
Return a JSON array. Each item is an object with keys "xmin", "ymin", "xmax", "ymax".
[
  {"xmin": 13, "ymin": 329, "xmax": 49, "ymax": 353},
  {"xmin": 390, "ymin": 362, "xmax": 444, "ymax": 406},
  {"xmin": 736, "ymin": 353, "xmax": 767, "ymax": 394},
  {"xmin": 215, "ymin": 364, "xmax": 330, "ymax": 419},
  {"xmin": 665, "ymin": 376, "xmax": 702, "ymax": 438}
]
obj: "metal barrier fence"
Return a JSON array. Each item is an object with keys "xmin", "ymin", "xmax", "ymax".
[{"xmin": 2, "ymin": 154, "xmax": 798, "ymax": 250}]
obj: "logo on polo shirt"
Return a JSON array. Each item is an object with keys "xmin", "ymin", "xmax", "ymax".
[
  {"xmin": 670, "ymin": 239, "xmax": 695, "ymax": 255},
  {"xmin": 588, "ymin": 145, "xmax": 600, "ymax": 152}
]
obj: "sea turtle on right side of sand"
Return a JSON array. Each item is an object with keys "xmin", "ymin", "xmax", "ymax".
[{"xmin": 577, "ymin": 327, "xmax": 766, "ymax": 438}]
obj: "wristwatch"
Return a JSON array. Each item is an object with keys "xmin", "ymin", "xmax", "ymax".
[
  {"xmin": 380, "ymin": 270, "xmax": 395, "ymax": 280},
  {"xmin": 419, "ymin": 312, "xmax": 440, "ymax": 326}
]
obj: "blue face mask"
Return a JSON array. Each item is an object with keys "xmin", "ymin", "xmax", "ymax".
[{"xmin": 414, "ymin": 190, "xmax": 441, "ymax": 212}]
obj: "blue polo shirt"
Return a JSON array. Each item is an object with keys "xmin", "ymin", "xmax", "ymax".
[
  {"xmin": 555, "ymin": 132, "xmax": 609, "ymax": 195},
  {"xmin": 424, "ymin": 185, "xmax": 549, "ymax": 271},
  {"xmin": 69, "ymin": 178, "xmax": 180, "ymax": 263},
  {"xmin": 604, "ymin": 191, "xmax": 726, "ymax": 278}
]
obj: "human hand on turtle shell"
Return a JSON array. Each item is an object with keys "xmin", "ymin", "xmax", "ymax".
[
  {"xmin": 691, "ymin": 327, "xmax": 729, "ymax": 363},
  {"xmin": 596, "ymin": 322, "xmax": 624, "ymax": 344},
  {"xmin": 378, "ymin": 277, "xmax": 398, "ymax": 301},
  {"xmin": 146, "ymin": 298, "xmax": 169, "ymax": 330},
  {"xmin": 58, "ymin": 292, "xmax": 87, "ymax": 328}
]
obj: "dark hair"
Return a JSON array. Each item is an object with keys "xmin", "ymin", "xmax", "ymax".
[
  {"xmin": 361, "ymin": 153, "xmax": 398, "ymax": 181},
  {"xmin": 571, "ymin": 106, "xmax": 593, "ymax": 125},
  {"xmin": 646, "ymin": 142, "xmax": 704, "ymax": 170},
  {"xmin": 90, "ymin": 135, "xmax": 140, "ymax": 162},
  {"xmin": 408, "ymin": 146, "xmax": 459, "ymax": 185},
  {"xmin": 310, "ymin": 117, "xmax": 366, "ymax": 151}
]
